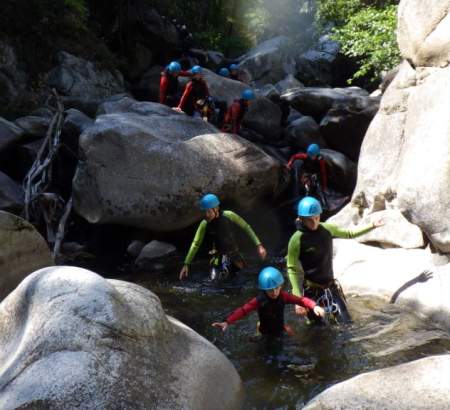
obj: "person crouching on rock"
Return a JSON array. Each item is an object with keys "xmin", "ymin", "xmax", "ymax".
[
  {"xmin": 221, "ymin": 89, "xmax": 255, "ymax": 135},
  {"xmin": 179, "ymin": 193, "xmax": 267, "ymax": 281},
  {"xmin": 212, "ymin": 267, "xmax": 325, "ymax": 337},
  {"xmin": 174, "ymin": 65, "xmax": 209, "ymax": 116},
  {"xmin": 286, "ymin": 196, "xmax": 385, "ymax": 324},
  {"xmin": 159, "ymin": 61, "xmax": 192, "ymax": 107}
]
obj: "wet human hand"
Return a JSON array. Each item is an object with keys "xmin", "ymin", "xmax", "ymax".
[
  {"xmin": 257, "ymin": 244, "xmax": 267, "ymax": 260},
  {"xmin": 372, "ymin": 218, "xmax": 385, "ymax": 228},
  {"xmin": 418, "ymin": 270, "xmax": 433, "ymax": 282},
  {"xmin": 212, "ymin": 322, "xmax": 228, "ymax": 332},
  {"xmin": 295, "ymin": 305, "xmax": 307, "ymax": 316},
  {"xmin": 313, "ymin": 306, "xmax": 325, "ymax": 318},
  {"xmin": 179, "ymin": 265, "xmax": 189, "ymax": 280},
  {"xmin": 172, "ymin": 107, "xmax": 184, "ymax": 113}
]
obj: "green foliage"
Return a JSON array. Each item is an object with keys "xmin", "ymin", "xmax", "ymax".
[{"xmin": 315, "ymin": 0, "xmax": 401, "ymax": 83}]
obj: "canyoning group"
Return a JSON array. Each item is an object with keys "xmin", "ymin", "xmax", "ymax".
[{"xmin": 160, "ymin": 59, "xmax": 386, "ymax": 337}]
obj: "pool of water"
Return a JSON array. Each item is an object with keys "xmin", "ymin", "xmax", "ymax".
[{"xmin": 120, "ymin": 262, "xmax": 450, "ymax": 410}]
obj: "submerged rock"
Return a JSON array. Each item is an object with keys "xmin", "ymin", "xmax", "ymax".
[{"xmin": 0, "ymin": 266, "xmax": 243, "ymax": 409}]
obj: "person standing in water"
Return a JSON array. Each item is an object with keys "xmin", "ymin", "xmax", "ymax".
[
  {"xmin": 286, "ymin": 196, "xmax": 384, "ymax": 322},
  {"xmin": 179, "ymin": 194, "xmax": 267, "ymax": 281}
]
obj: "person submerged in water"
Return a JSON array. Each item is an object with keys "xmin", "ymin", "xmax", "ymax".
[
  {"xmin": 212, "ymin": 267, "xmax": 325, "ymax": 337},
  {"xmin": 179, "ymin": 193, "xmax": 267, "ymax": 281},
  {"xmin": 286, "ymin": 196, "xmax": 384, "ymax": 323}
]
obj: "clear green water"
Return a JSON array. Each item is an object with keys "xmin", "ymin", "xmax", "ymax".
[{"xmin": 121, "ymin": 262, "xmax": 450, "ymax": 410}]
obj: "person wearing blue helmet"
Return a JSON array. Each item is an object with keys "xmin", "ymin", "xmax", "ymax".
[
  {"xmin": 159, "ymin": 61, "xmax": 192, "ymax": 107},
  {"xmin": 229, "ymin": 63, "xmax": 241, "ymax": 81},
  {"xmin": 179, "ymin": 193, "xmax": 267, "ymax": 281},
  {"xmin": 221, "ymin": 89, "xmax": 255, "ymax": 134},
  {"xmin": 286, "ymin": 143, "xmax": 329, "ymax": 209},
  {"xmin": 285, "ymin": 196, "xmax": 384, "ymax": 323},
  {"xmin": 218, "ymin": 67, "xmax": 230, "ymax": 77},
  {"xmin": 212, "ymin": 266, "xmax": 324, "ymax": 337},
  {"xmin": 176, "ymin": 65, "xmax": 210, "ymax": 116}
]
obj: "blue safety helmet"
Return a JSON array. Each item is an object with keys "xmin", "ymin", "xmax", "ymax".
[
  {"xmin": 218, "ymin": 67, "xmax": 230, "ymax": 77},
  {"xmin": 229, "ymin": 63, "xmax": 239, "ymax": 71},
  {"xmin": 167, "ymin": 61, "xmax": 181, "ymax": 73},
  {"xmin": 297, "ymin": 196, "xmax": 322, "ymax": 217},
  {"xmin": 191, "ymin": 65, "xmax": 203, "ymax": 74},
  {"xmin": 199, "ymin": 193, "xmax": 220, "ymax": 210},
  {"xmin": 258, "ymin": 267, "xmax": 285, "ymax": 290},
  {"xmin": 307, "ymin": 143, "xmax": 320, "ymax": 158},
  {"xmin": 242, "ymin": 89, "xmax": 255, "ymax": 101}
]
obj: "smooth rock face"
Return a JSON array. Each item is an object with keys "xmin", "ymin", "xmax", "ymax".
[
  {"xmin": 242, "ymin": 97, "xmax": 282, "ymax": 139},
  {"xmin": 333, "ymin": 239, "xmax": 450, "ymax": 326},
  {"xmin": 333, "ymin": 61, "xmax": 450, "ymax": 253},
  {"xmin": 238, "ymin": 36, "xmax": 297, "ymax": 86},
  {"xmin": 135, "ymin": 240, "xmax": 177, "ymax": 271},
  {"xmin": 0, "ymin": 118, "xmax": 24, "ymax": 154},
  {"xmin": 284, "ymin": 116, "xmax": 325, "ymax": 149},
  {"xmin": 73, "ymin": 98, "xmax": 284, "ymax": 231},
  {"xmin": 0, "ymin": 211, "xmax": 53, "ymax": 302},
  {"xmin": 398, "ymin": 0, "xmax": 450, "ymax": 67},
  {"xmin": 0, "ymin": 172, "xmax": 24, "ymax": 213},
  {"xmin": 14, "ymin": 116, "xmax": 50, "ymax": 138},
  {"xmin": 304, "ymin": 355, "xmax": 450, "ymax": 410},
  {"xmin": 62, "ymin": 109, "xmax": 94, "ymax": 146},
  {"xmin": 0, "ymin": 266, "xmax": 243, "ymax": 410},
  {"xmin": 320, "ymin": 149, "xmax": 356, "ymax": 195},
  {"xmin": 275, "ymin": 74, "xmax": 304, "ymax": 94}
]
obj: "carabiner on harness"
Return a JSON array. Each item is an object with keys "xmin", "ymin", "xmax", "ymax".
[{"xmin": 316, "ymin": 288, "xmax": 340, "ymax": 315}]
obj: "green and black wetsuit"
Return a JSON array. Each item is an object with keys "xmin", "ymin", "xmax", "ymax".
[
  {"xmin": 184, "ymin": 210, "xmax": 261, "ymax": 267},
  {"xmin": 286, "ymin": 222, "xmax": 376, "ymax": 296}
]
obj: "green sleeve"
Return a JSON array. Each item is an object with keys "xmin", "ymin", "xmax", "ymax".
[
  {"xmin": 184, "ymin": 220, "xmax": 207, "ymax": 265},
  {"xmin": 286, "ymin": 231, "xmax": 304, "ymax": 296},
  {"xmin": 223, "ymin": 210, "xmax": 261, "ymax": 246},
  {"xmin": 321, "ymin": 222, "xmax": 376, "ymax": 239}
]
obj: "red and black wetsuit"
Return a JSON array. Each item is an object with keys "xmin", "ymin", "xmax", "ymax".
[
  {"xmin": 226, "ymin": 290, "xmax": 316, "ymax": 336},
  {"xmin": 159, "ymin": 69, "xmax": 191, "ymax": 107},
  {"xmin": 230, "ymin": 72, "xmax": 240, "ymax": 81},
  {"xmin": 287, "ymin": 153, "xmax": 328, "ymax": 191},
  {"xmin": 177, "ymin": 78, "xmax": 210, "ymax": 116},
  {"xmin": 222, "ymin": 99, "xmax": 248, "ymax": 134}
]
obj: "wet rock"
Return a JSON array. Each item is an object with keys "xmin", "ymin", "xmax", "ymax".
[
  {"xmin": 14, "ymin": 116, "xmax": 50, "ymax": 138},
  {"xmin": 257, "ymin": 84, "xmax": 279, "ymax": 100},
  {"xmin": 15, "ymin": 139, "xmax": 44, "ymax": 178},
  {"xmin": 0, "ymin": 266, "xmax": 243, "ymax": 409},
  {"xmin": 320, "ymin": 149, "xmax": 356, "ymax": 195},
  {"xmin": 283, "ymin": 116, "xmax": 325, "ymax": 149},
  {"xmin": 62, "ymin": 108, "xmax": 94, "ymax": 148},
  {"xmin": 123, "ymin": 42, "xmax": 153, "ymax": 81},
  {"xmin": 281, "ymin": 86, "xmax": 370, "ymax": 122},
  {"xmin": 304, "ymin": 355, "xmax": 450, "ymax": 410},
  {"xmin": 73, "ymin": 98, "xmax": 285, "ymax": 231},
  {"xmin": 398, "ymin": 0, "xmax": 450, "ymax": 68},
  {"xmin": 242, "ymin": 97, "xmax": 283, "ymax": 140},
  {"xmin": 0, "ymin": 172, "xmax": 24, "ymax": 213},
  {"xmin": 189, "ymin": 49, "xmax": 225, "ymax": 69},
  {"xmin": 0, "ymin": 211, "xmax": 53, "ymax": 302},
  {"xmin": 127, "ymin": 240, "xmax": 146, "ymax": 259},
  {"xmin": 319, "ymin": 97, "xmax": 380, "ymax": 161},
  {"xmin": 135, "ymin": 240, "xmax": 177, "ymax": 271},
  {"xmin": 238, "ymin": 36, "xmax": 297, "ymax": 86},
  {"xmin": 274, "ymin": 74, "xmax": 304, "ymax": 94},
  {"xmin": 137, "ymin": 65, "xmax": 164, "ymax": 102},
  {"xmin": 0, "ymin": 118, "xmax": 24, "ymax": 154},
  {"xmin": 333, "ymin": 61, "xmax": 450, "ymax": 253},
  {"xmin": 47, "ymin": 51, "xmax": 125, "ymax": 116}
]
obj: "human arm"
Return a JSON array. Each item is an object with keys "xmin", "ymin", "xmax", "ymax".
[
  {"xmin": 177, "ymin": 81, "xmax": 193, "ymax": 111},
  {"xmin": 286, "ymin": 231, "xmax": 304, "ymax": 297},
  {"xmin": 228, "ymin": 102, "xmax": 241, "ymax": 134},
  {"xmin": 319, "ymin": 158, "xmax": 328, "ymax": 191},
  {"xmin": 179, "ymin": 220, "xmax": 207, "ymax": 279},
  {"xmin": 212, "ymin": 297, "xmax": 259, "ymax": 332},
  {"xmin": 281, "ymin": 291, "xmax": 325, "ymax": 318},
  {"xmin": 321, "ymin": 221, "xmax": 380, "ymax": 239},
  {"xmin": 286, "ymin": 153, "xmax": 307, "ymax": 170},
  {"xmin": 159, "ymin": 75, "xmax": 169, "ymax": 104}
]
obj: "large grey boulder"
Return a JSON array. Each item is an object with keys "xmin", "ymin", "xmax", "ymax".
[
  {"xmin": 73, "ymin": 98, "xmax": 285, "ymax": 231},
  {"xmin": 0, "ymin": 172, "xmax": 24, "ymax": 213},
  {"xmin": 274, "ymin": 74, "xmax": 304, "ymax": 94},
  {"xmin": 0, "ymin": 211, "xmax": 53, "ymax": 302},
  {"xmin": 397, "ymin": 0, "xmax": 450, "ymax": 68},
  {"xmin": 284, "ymin": 116, "xmax": 325, "ymax": 149},
  {"xmin": 0, "ymin": 118, "xmax": 24, "ymax": 154},
  {"xmin": 47, "ymin": 51, "xmax": 125, "ymax": 115},
  {"xmin": 242, "ymin": 97, "xmax": 283, "ymax": 140},
  {"xmin": 62, "ymin": 108, "xmax": 94, "ymax": 147},
  {"xmin": 238, "ymin": 36, "xmax": 297, "ymax": 86},
  {"xmin": 304, "ymin": 355, "xmax": 450, "ymax": 410},
  {"xmin": 0, "ymin": 266, "xmax": 243, "ymax": 409},
  {"xmin": 135, "ymin": 240, "xmax": 177, "ymax": 271},
  {"xmin": 333, "ymin": 61, "xmax": 450, "ymax": 253},
  {"xmin": 321, "ymin": 149, "xmax": 357, "ymax": 195},
  {"xmin": 14, "ymin": 115, "xmax": 50, "ymax": 138},
  {"xmin": 137, "ymin": 65, "xmax": 164, "ymax": 102},
  {"xmin": 281, "ymin": 86, "xmax": 370, "ymax": 122},
  {"xmin": 319, "ymin": 97, "xmax": 380, "ymax": 161},
  {"xmin": 333, "ymin": 239, "xmax": 450, "ymax": 326}
]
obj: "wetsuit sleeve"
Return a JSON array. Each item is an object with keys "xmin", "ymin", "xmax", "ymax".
[
  {"xmin": 286, "ymin": 231, "xmax": 304, "ymax": 296},
  {"xmin": 287, "ymin": 153, "xmax": 307, "ymax": 169},
  {"xmin": 184, "ymin": 220, "xmax": 207, "ymax": 265},
  {"xmin": 319, "ymin": 158, "xmax": 328, "ymax": 191},
  {"xmin": 159, "ymin": 75, "xmax": 169, "ymax": 104},
  {"xmin": 204, "ymin": 80, "xmax": 210, "ymax": 98},
  {"xmin": 226, "ymin": 297, "xmax": 259, "ymax": 324},
  {"xmin": 179, "ymin": 70, "xmax": 192, "ymax": 77},
  {"xmin": 223, "ymin": 210, "xmax": 261, "ymax": 246},
  {"xmin": 321, "ymin": 222, "xmax": 376, "ymax": 239},
  {"xmin": 281, "ymin": 291, "xmax": 316, "ymax": 309},
  {"xmin": 177, "ymin": 81, "xmax": 193, "ymax": 111},
  {"xmin": 230, "ymin": 102, "xmax": 241, "ymax": 134}
]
